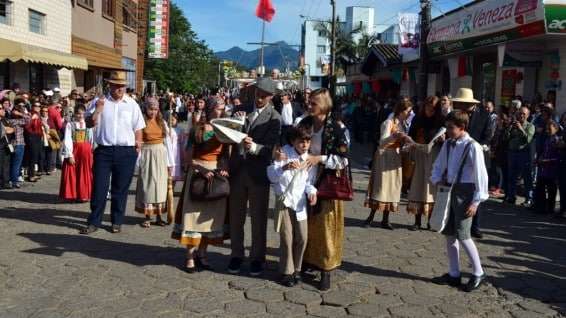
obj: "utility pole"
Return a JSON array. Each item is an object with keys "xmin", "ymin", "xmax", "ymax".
[
  {"xmin": 259, "ymin": 20, "xmax": 266, "ymax": 77},
  {"xmin": 418, "ymin": 0, "xmax": 431, "ymax": 102},
  {"xmin": 329, "ymin": 0, "xmax": 337, "ymax": 98}
]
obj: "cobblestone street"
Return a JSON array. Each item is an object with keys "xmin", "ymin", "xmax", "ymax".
[{"xmin": 1, "ymin": 143, "xmax": 565, "ymax": 318}]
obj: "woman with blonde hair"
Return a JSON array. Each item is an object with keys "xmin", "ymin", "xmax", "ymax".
[
  {"xmin": 297, "ymin": 88, "xmax": 350, "ymax": 291},
  {"xmin": 135, "ymin": 98, "xmax": 174, "ymax": 227},
  {"xmin": 172, "ymin": 96, "xmax": 230, "ymax": 273},
  {"xmin": 364, "ymin": 97, "xmax": 414, "ymax": 230}
]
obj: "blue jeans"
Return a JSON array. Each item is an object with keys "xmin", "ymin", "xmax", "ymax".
[
  {"xmin": 10, "ymin": 145, "xmax": 24, "ymax": 184},
  {"xmin": 507, "ymin": 149, "xmax": 534, "ymax": 202},
  {"xmin": 88, "ymin": 146, "xmax": 138, "ymax": 227}
]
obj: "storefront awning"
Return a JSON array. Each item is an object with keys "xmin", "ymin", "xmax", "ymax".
[
  {"xmin": 0, "ymin": 38, "xmax": 88, "ymax": 70},
  {"xmin": 361, "ymin": 44, "xmax": 402, "ymax": 76}
]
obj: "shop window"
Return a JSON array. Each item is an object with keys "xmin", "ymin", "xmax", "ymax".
[
  {"xmin": 77, "ymin": 0, "xmax": 94, "ymax": 10},
  {"xmin": 122, "ymin": 0, "xmax": 137, "ymax": 30},
  {"xmin": 29, "ymin": 9, "xmax": 45, "ymax": 35},
  {"xmin": 29, "ymin": 63, "xmax": 44, "ymax": 93},
  {"xmin": 0, "ymin": 0, "xmax": 12, "ymax": 25},
  {"xmin": 102, "ymin": 0, "xmax": 115, "ymax": 19}
]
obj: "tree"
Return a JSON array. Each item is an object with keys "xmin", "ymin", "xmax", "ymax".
[{"xmin": 144, "ymin": 3, "xmax": 219, "ymax": 93}]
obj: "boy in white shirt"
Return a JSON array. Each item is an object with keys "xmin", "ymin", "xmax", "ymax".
[{"xmin": 267, "ymin": 126, "xmax": 317, "ymax": 287}]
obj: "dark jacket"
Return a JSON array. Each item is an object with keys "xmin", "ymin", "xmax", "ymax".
[
  {"xmin": 468, "ymin": 107, "xmax": 493, "ymax": 145},
  {"xmin": 229, "ymin": 104, "xmax": 281, "ymax": 185}
]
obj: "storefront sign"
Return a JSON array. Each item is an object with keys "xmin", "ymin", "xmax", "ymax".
[
  {"xmin": 398, "ymin": 13, "xmax": 420, "ymax": 62},
  {"xmin": 148, "ymin": 0, "xmax": 170, "ymax": 59},
  {"xmin": 545, "ymin": 1, "xmax": 566, "ymax": 34},
  {"xmin": 427, "ymin": 0, "xmax": 546, "ymax": 57}
]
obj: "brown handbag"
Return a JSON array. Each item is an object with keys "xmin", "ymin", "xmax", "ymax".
[
  {"xmin": 189, "ymin": 167, "xmax": 230, "ymax": 201},
  {"xmin": 316, "ymin": 167, "xmax": 354, "ymax": 201}
]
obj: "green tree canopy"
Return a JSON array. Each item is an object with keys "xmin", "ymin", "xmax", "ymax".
[{"xmin": 144, "ymin": 3, "xmax": 219, "ymax": 93}]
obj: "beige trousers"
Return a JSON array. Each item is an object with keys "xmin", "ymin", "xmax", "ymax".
[{"xmin": 280, "ymin": 208, "xmax": 308, "ymax": 275}]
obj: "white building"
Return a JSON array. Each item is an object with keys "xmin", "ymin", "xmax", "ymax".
[
  {"xmin": 301, "ymin": 6, "xmax": 374, "ymax": 89},
  {"xmin": 0, "ymin": 0, "xmax": 87, "ymax": 94},
  {"xmin": 346, "ymin": 6, "xmax": 374, "ymax": 43},
  {"xmin": 379, "ymin": 25, "xmax": 399, "ymax": 45}
]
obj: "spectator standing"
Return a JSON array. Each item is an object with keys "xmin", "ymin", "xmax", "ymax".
[
  {"xmin": 25, "ymin": 102, "xmax": 44, "ymax": 183},
  {"xmin": 7, "ymin": 103, "xmax": 30, "ymax": 188},
  {"xmin": 0, "ymin": 103, "xmax": 13, "ymax": 189},
  {"xmin": 275, "ymin": 91, "xmax": 304, "ymax": 144},
  {"xmin": 80, "ymin": 71, "xmax": 145, "ymax": 235},
  {"xmin": 505, "ymin": 107, "xmax": 535, "ymax": 207},
  {"xmin": 534, "ymin": 120, "xmax": 561, "ymax": 215}
]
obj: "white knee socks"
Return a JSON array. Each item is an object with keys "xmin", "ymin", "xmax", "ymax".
[
  {"xmin": 460, "ymin": 238, "xmax": 485, "ymax": 277},
  {"xmin": 446, "ymin": 236, "xmax": 461, "ymax": 277}
]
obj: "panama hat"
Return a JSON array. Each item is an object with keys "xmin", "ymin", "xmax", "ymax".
[
  {"xmin": 104, "ymin": 71, "xmax": 129, "ymax": 86},
  {"xmin": 451, "ymin": 88, "xmax": 479, "ymax": 104}
]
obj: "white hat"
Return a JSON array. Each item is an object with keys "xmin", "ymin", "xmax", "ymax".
[
  {"xmin": 451, "ymin": 88, "xmax": 479, "ymax": 104},
  {"xmin": 53, "ymin": 87, "xmax": 61, "ymax": 93},
  {"xmin": 211, "ymin": 118, "xmax": 247, "ymax": 144},
  {"xmin": 42, "ymin": 90, "xmax": 54, "ymax": 97},
  {"xmin": 511, "ymin": 99, "xmax": 522, "ymax": 109}
]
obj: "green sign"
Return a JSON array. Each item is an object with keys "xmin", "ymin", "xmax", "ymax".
[{"xmin": 545, "ymin": 3, "xmax": 566, "ymax": 34}]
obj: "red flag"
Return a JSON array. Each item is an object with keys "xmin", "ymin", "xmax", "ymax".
[{"xmin": 256, "ymin": 0, "xmax": 275, "ymax": 22}]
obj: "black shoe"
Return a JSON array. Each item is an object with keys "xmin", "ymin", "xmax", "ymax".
[
  {"xmin": 79, "ymin": 225, "xmax": 98, "ymax": 235},
  {"xmin": 195, "ymin": 255, "xmax": 212, "ymax": 271},
  {"xmin": 426, "ymin": 223, "xmax": 431, "ymax": 231},
  {"xmin": 521, "ymin": 200, "xmax": 533, "ymax": 208},
  {"xmin": 227, "ymin": 257, "xmax": 243, "ymax": 274},
  {"xmin": 249, "ymin": 260, "xmax": 264, "ymax": 277},
  {"xmin": 431, "ymin": 273, "xmax": 462, "ymax": 287},
  {"xmin": 363, "ymin": 211, "xmax": 376, "ymax": 228},
  {"xmin": 293, "ymin": 271, "xmax": 302, "ymax": 284},
  {"xmin": 471, "ymin": 230, "xmax": 483, "ymax": 239},
  {"xmin": 463, "ymin": 274, "xmax": 487, "ymax": 292},
  {"xmin": 110, "ymin": 224, "xmax": 121, "ymax": 233},
  {"xmin": 319, "ymin": 271, "xmax": 331, "ymax": 291},
  {"xmin": 280, "ymin": 274, "xmax": 295, "ymax": 287},
  {"xmin": 409, "ymin": 224, "xmax": 420, "ymax": 231},
  {"xmin": 381, "ymin": 221, "xmax": 394, "ymax": 230}
]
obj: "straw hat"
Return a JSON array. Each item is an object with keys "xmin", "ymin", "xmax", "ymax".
[
  {"xmin": 451, "ymin": 88, "xmax": 479, "ymax": 104},
  {"xmin": 104, "ymin": 71, "xmax": 129, "ymax": 86}
]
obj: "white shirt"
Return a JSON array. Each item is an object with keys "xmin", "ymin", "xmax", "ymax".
[
  {"xmin": 267, "ymin": 145, "xmax": 317, "ymax": 220},
  {"xmin": 430, "ymin": 133, "xmax": 489, "ymax": 205},
  {"xmin": 281, "ymin": 102, "xmax": 294, "ymax": 126},
  {"xmin": 88, "ymin": 95, "xmax": 146, "ymax": 146}
]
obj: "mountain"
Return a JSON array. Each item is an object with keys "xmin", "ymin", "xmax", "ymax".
[{"xmin": 215, "ymin": 41, "xmax": 299, "ymax": 71}]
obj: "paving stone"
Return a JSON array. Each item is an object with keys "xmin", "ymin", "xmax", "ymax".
[
  {"xmin": 183, "ymin": 298, "xmax": 224, "ymax": 314},
  {"xmin": 322, "ymin": 290, "xmax": 360, "ymax": 307},
  {"xmin": 389, "ymin": 305, "xmax": 435, "ymax": 318},
  {"xmin": 517, "ymin": 300, "xmax": 559, "ymax": 316},
  {"xmin": 265, "ymin": 301, "xmax": 306, "ymax": 317},
  {"xmin": 284, "ymin": 289, "xmax": 322, "ymax": 307},
  {"xmin": 364, "ymin": 294, "xmax": 403, "ymax": 308},
  {"xmin": 307, "ymin": 305, "xmax": 348, "ymax": 317},
  {"xmin": 224, "ymin": 300, "xmax": 266, "ymax": 316},
  {"xmin": 346, "ymin": 303, "xmax": 390, "ymax": 317},
  {"xmin": 244, "ymin": 287, "xmax": 284, "ymax": 303}
]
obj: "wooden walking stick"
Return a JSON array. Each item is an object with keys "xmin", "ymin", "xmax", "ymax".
[{"xmin": 166, "ymin": 93, "xmax": 175, "ymax": 224}]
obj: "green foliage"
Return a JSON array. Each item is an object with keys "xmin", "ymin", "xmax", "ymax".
[{"xmin": 144, "ymin": 3, "xmax": 219, "ymax": 93}]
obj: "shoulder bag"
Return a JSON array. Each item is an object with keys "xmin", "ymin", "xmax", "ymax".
[
  {"xmin": 316, "ymin": 167, "xmax": 353, "ymax": 201},
  {"xmin": 189, "ymin": 166, "xmax": 230, "ymax": 201},
  {"xmin": 429, "ymin": 141, "xmax": 473, "ymax": 233}
]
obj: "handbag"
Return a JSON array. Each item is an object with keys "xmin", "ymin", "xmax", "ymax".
[
  {"xmin": 316, "ymin": 167, "xmax": 354, "ymax": 201},
  {"xmin": 430, "ymin": 142, "xmax": 473, "ymax": 233},
  {"xmin": 189, "ymin": 166, "xmax": 230, "ymax": 201}
]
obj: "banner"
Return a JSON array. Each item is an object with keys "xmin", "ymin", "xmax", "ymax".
[
  {"xmin": 148, "ymin": 0, "xmax": 170, "ymax": 59},
  {"xmin": 545, "ymin": 0, "xmax": 566, "ymax": 34},
  {"xmin": 398, "ymin": 13, "xmax": 420, "ymax": 62},
  {"xmin": 427, "ymin": 0, "xmax": 546, "ymax": 57}
]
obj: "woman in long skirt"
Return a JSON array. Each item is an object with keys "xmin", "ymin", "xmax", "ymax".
[
  {"xmin": 297, "ymin": 88, "xmax": 350, "ymax": 291},
  {"xmin": 59, "ymin": 104, "xmax": 94, "ymax": 201},
  {"xmin": 135, "ymin": 98, "xmax": 174, "ymax": 227},
  {"xmin": 171, "ymin": 96, "xmax": 229, "ymax": 273},
  {"xmin": 364, "ymin": 98, "xmax": 414, "ymax": 230},
  {"xmin": 406, "ymin": 96, "xmax": 445, "ymax": 230}
]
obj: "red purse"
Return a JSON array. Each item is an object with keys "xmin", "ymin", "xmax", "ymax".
[{"xmin": 316, "ymin": 168, "xmax": 354, "ymax": 201}]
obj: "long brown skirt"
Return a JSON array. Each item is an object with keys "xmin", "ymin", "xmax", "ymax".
[{"xmin": 303, "ymin": 200, "xmax": 344, "ymax": 271}]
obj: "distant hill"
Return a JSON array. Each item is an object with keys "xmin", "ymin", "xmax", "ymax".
[{"xmin": 215, "ymin": 41, "xmax": 299, "ymax": 71}]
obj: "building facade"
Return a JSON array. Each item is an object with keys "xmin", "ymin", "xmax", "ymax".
[
  {"xmin": 301, "ymin": 19, "xmax": 331, "ymax": 89},
  {"xmin": 72, "ymin": 0, "xmax": 140, "ymax": 93},
  {"xmin": 346, "ymin": 6, "xmax": 374, "ymax": 43},
  {"xmin": 0, "ymin": 0, "xmax": 87, "ymax": 94}
]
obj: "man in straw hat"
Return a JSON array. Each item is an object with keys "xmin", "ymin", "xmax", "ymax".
[
  {"xmin": 80, "ymin": 70, "xmax": 146, "ymax": 234},
  {"xmin": 451, "ymin": 88, "xmax": 492, "ymax": 239},
  {"xmin": 227, "ymin": 77, "xmax": 281, "ymax": 276}
]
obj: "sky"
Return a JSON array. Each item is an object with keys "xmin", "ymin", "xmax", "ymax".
[{"xmin": 176, "ymin": 0, "xmax": 473, "ymax": 52}]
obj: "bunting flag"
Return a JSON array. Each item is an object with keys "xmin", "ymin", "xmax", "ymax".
[
  {"xmin": 256, "ymin": 0, "xmax": 276, "ymax": 22},
  {"xmin": 457, "ymin": 56, "xmax": 473, "ymax": 77}
]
